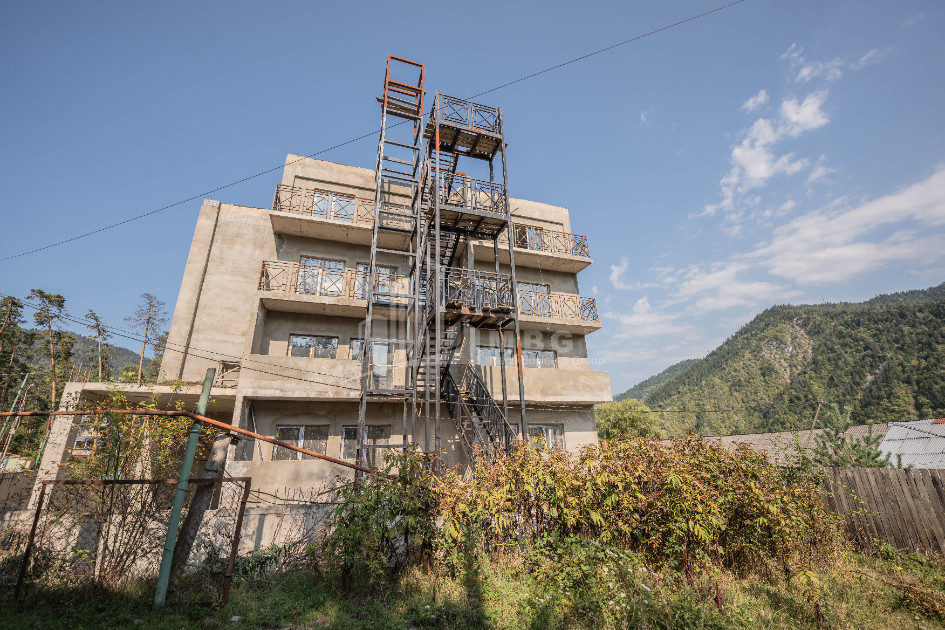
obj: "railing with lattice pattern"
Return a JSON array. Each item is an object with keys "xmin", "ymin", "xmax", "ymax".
[
  {"xmin": 517, "ymin": 290, "xmax": 599, "ymax": 323},
  {"xmin": 498, "ymin": 223, "xmax": 591, "ymax": 258},
  {"xmin": 258, "ymin": 261, "xmax": 409, "ymax": 305}
]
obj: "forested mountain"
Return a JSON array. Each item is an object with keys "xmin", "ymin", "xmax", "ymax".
[
  {"xmin": 619, "ymin": 282, "xmax": 945, "ymax": 437},
  {"xmin": 616, "ymin": 359, "xmax": 697, "ymax": 402},
  {"xmin": 50, "ymin": 333, "xmax": 144, "ymax": 377}
]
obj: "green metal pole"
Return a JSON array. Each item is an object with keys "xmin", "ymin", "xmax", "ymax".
[{"xmin": 154, "ymin": 367, "xmax": 215, "ymax": 608}]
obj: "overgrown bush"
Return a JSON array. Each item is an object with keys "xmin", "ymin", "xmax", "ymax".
[{"xmin": 321, "ymin": 436, "xmax": 843, "ymax": 588}]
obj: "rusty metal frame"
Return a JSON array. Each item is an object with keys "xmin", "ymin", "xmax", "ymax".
[{"xmin": 15, "ymin": 475, "xmax": 251, "ymax": 606}]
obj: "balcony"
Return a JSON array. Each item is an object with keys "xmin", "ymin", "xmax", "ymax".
[
  {"xmin": 517, "ymin": 290, "xmax": 601, "ymax": 335},
  {"xmin": 424, "ymin": 94, "xmax": 503, "ymax": 160},
  {"xmin": 268, "ymin": 184, "xmax": 413, "ymax": 249},
  {"xmin": 471, "ymin": 223, "xmax": 591, "ymax": 273},
  {"xmin": 257, "ymin": 260, "xmax": 409, "ymax": 317},
  {"xmin": 426, "ymin": 173, "xmax": 508, "ymax": 239}
]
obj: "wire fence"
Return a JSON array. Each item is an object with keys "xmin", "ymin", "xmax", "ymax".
[{"xmin": 8, "ymin": 477, "xmax": 250, "ymax": 605}]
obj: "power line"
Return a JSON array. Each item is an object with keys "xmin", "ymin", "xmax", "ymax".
[
  {"xmin": 0, "ymin": 291, "xmax": 364, "ymax": 393},
  {"xmin": 596, "ymin": 400, "xmax": 822, "ymax": 414},
  {"xmin": 0, "ymin": 0, "xmax": 748, "ymax": 263}
]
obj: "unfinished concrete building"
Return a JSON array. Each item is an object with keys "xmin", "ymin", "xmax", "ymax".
[{"xmin": 40, "ymin": 56, "xmax": 611, "ymax": 497}]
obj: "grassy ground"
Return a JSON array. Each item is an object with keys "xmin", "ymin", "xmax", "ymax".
[{"xmin": 2, "ymin": 548, "xmax": 943, "ymax": 630}]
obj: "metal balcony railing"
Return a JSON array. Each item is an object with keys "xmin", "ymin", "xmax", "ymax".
[
  {"xmin": 428, "ymin": 173, "xmax": 507, "ymax": 217},
  {"xmin": 436, "ymin": 94, "xmax": 501, "ymax": 134},
  {"xmin": 517, "ymin": 290, "xmax": 599, "ymax": 323},
  {"xmin": 434, "ymin": 268, "xmax": 515, "ymax": 313},
  {"xmin": 258, "ymin": 261, "xmax": 410, "ymax": 305},
  {"xmin": 498, "ymin": 223, "xmax": 591, "ymax": 258},
  {"xmin": 271, "ymin": 184, "xmax": 374, "ymax": 226}
]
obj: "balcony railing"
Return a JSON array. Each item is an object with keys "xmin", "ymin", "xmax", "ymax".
[
  {"xmin": 272, "ymin": 184, "xmax": 374, "ymax": 226},
  {"xmin": 517, "ymin": 290, "xmax": 599, "ymax": 323},
  {"xmin": 258, "ymin": 261, "xmax": 409, "ymax": 305},
  {"xmin": 428, "ymin": 173, "xmax": 507, "ymax": 217},
  {"xmin": 498, "ymin": 223, "xmax": 591, "ymax": 258},
  {"xmin": 438, "ymin": 268, "xmax": 515, "ymax": 312},
  {"xmin": 436, "ymin": 94, "xmax": 501, "ymax": 134}
]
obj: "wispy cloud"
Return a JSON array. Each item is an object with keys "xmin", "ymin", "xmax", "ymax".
[
  {"xmin": 609, "ymin": 257, "xmax": 634, "ymax": 290},
  {"xmin": 602, "ymin": 297, "xmax": 696, "ymax": 340},
  {"xmin": 747, "ymin": 166, "xmax": 945, "ymax": 284},
  {"xmin": 902, "ymin": 13, "xmax": 925, "ymax": 27},
  {"xmin": 781, "ymin": 43, "xmax": 893, "ymax": 83},
  {"xmin": 741, "ymin": 89, "xmax": 769, "ymax": 113}
]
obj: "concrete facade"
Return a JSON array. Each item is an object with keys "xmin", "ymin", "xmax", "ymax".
[{"xmin": 42, "ymin": 156, "xmax": 611, "ymax": 499}]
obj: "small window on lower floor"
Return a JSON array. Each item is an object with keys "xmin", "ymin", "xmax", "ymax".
[
  {"xmin": 288, "ymin": 335, "xmax": 338, "ymax": 359},
  {"xmin": 523, "ymin": 350, "xmax": 557, "ymax": 369},
  {"xmin": 341, "ymin": 425, "xmax": 391, "ymax": 468},
  {"xmin": 527, "ymin": 424, "xmax": 564, "ymax": 450},
  {"xmin": 272, "ymin": 425, "xmax": 329, "ymax": 460}
]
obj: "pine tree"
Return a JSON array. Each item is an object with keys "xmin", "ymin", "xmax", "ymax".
[{"xmin": 812, "ymin": 404, "xmax": 890, "ymax": 468}]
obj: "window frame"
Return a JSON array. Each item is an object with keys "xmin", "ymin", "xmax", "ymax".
[
  {"xmin": 287, "ymin": 334, "xmax": 339, "ymax": 359},
  {"xmin": 271, "ymin": 424, "xmax": 330, "ymax": 461},
  {"xmin": 341, "ymin": 424, "xmax": 392, "ymax": 468},
  {"xmin": 527, "ymin": 423, "xmax": 565, "ymax": 450}
]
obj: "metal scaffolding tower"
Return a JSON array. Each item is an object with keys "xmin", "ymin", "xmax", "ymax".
[{"xmin": 358, "ymin": 56, "xmax": 527, "ymax": 470}]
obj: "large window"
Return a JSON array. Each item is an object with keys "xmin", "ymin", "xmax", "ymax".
[
  {"xmin": 312, "ymin": 190, "xmax": 355, "ymax": 223},
  {"xmin": 288, "ymin": 335, "xmax": 338, "ymax": 359},
  {"xmin": 341, "ymin": 425, "xmax": 391, "ymax": 468},
  {"xmin": 355, "ymin": 263, "xmax": 398, "ymax": 301},
  {"xmin": 518, "ymin": 282, "xmax": 551, "ymax": 317},
  {"xmin": 272, "ymin": 425, "xmax": 329, "ymax": 460},
  {"xmin": 351, "ymin": 340, "xmax": 394, "ymax": 389},
  {"xmin": 477, "ymin": 346, "xmax": 555, "ymax": 369},
  {"xmin": 527, "ymin": 424, "xmax": 564, "ymax": 450},
  {"xmin": 297, "ymin": 257, "xmax": 345, "ymax": 296}
]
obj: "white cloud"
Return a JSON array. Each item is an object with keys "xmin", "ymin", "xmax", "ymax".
[
  {"xmin": 851, "ymin": 48, "xmax": 892, "ymax": 69},
  {"xmin": 741, "ymin": 89, "xmax": 769, "ymax": 113},
  {"xmin": 602, "ymin": 296, "xmax": 696, "ymax": 340},
  {"xmin": 640, "ymin": 111, "xmax": 648, "ymax": 124},
  {"xmin": 807, "ymin": 156, "xmax": 838, "ymax": 184},
  {"xmin": 781, "ymin": 44, "xmax": 844, "ymax": 83},
  {"xmin": 902, "ymin": 13, "xmax": 925, "ymax": 27},
  {"xmin": 779, "ymin": 91, "xmax": 830, "ymax": 136},
  {"xmin": 673, "ymin": 262, "xmax": 799, "ymax": 311},
  {"xmin": 609, "ymin": 257, "xmax": 634, "ymax": 290},
  {"xmin": 747, "ymin": 167, "xmax": 945, "ymax": 284}
]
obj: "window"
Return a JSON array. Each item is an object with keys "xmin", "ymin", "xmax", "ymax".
[
  {"xmin": 341, "ymin": 425, "xmax": 391, "ymax": 468},
  {"xmin": 312, "ymin": 190, "xmax": 355, "ymax": 223},
  {"xmin": 355, "ymin": 263, "xmax": 398, "ymax": 301},
  {"xmin": 528, "ymin": 424, "xmax": 564, "ymax": 450},
  {"xmin": 288, "ymin": 335, "xmax": 338, "ymax": 359},
  {"xmin": 515, "ymin": 224, "xmax": 545, "ymax": 251},
  {"xmin": 523, "ymin": 349, "xmax": 557, "ymax": 369},
  {"xmin": 297, "ymin": 257, "xmax": 345, "ymax": 296},
  {"xmin": 477, "ymin": 346, "xmax": 514, "ymax": 367},
  {"xmin": 272, "ymin": 425, "xmax": 329, "ymax": 460},
  {"xmin": 518, "ymin": 282, "xmax": 551, "ymax": 317},
  {"xmin": 477, "ymin": 347, "xmax": 555, "ymax": 369},
  {"xmin": 72, "ymin": 418, "xmax": 97, "ymax": 454},
  {"xmin": 351, "ymin": 340, "xmax": 394, "ymax": 388}
]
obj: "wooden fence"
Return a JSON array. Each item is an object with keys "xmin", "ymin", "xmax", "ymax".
[{"xmin": 821, "ymin": 468, "xmax": 945, "ymax": 553}]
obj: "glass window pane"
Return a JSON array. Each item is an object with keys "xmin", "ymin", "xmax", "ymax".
[
  {"xmin": 312, "ymin": 336, "xmax": 338, "ymax": 359},
  {"xmin": 273, "ymin": 426, "xmax": 301, "ymax": 460},
  {"xmin": 351, "ymin": 339, "xmax": 364, "ymax": 360},
  {"xmin": 366, "ymin": 425, "xmax": 391, "ymax": 469},
  {"xmin": 301, "ymin": 425, "xmax": 329, "ymax": 458},
  {"xmin": 289, "ymin": 335, "xmax": 314, "ymax": 358},
  {"xmin": 539, "ymin": 350, "xmax": 557, "ymax": 369},
  {"xmin": 341, "ymin": 426, "xmax": 358, "ymax": 460}
]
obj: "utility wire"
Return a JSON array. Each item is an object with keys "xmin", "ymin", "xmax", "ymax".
[
  {"xmin": 0, "ymin": 0, "xmax": 747, "ymax": 263},
  {"xmin": 0, "ymin": 291, "xmax": 364, "ymax": 393},
  {"xmin": 596, "ymin": 400, "xmax": 823, "ymax": 414}
]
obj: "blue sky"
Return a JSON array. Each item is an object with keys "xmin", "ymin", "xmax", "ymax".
[{"xmin": 1, "ymin": 1, "xmax": 943, "ymax": 394}]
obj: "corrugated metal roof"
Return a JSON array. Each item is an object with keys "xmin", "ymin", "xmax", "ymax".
[
  {"xmin": 685, "ymin": 423, "xmax": 890, "ymax": 464},
  {"xmin": 879, "ymin": 419, "xmax": 945, "ymax": 469}
]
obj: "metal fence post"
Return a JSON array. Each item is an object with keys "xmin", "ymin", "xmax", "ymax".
[{"xmin": 153, "ymin": 368, "xmax": 215, "ymax": 608}]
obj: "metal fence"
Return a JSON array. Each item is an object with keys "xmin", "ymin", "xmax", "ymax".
[
  {"xmin": 12, "ymin": 477, "xmax": 250, "ymax": 604},
  {"xmin": 821, "ymin": 467, "xmax": 945, "ymax": 554}
]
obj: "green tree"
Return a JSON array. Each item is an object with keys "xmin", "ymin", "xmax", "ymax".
[
  {"xmin": 29, "ymin": 289, "xmax": 68, "ymax": 409},
  {"xmin": 144, "ymin": 330, "xmax": 168, "ymax": 383},
  {"xmin": 812, "ymin": 404, "xmax": 890, "ymax": 468},
  {"xmin": 84, "ymin": 309, "xmax": 113, "ymax": 381},
  {"xmin": 124, "ymin": 293, "xmax": 168, "ymax": 385},
  {"xmin": 595, "ymin": 398, "xmax": 660, "ymax": 439}
]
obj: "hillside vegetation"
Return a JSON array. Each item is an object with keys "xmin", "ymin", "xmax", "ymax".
[{"xmin": 619, "ymin": 282, "xmax": 945, "ymax": 437}]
